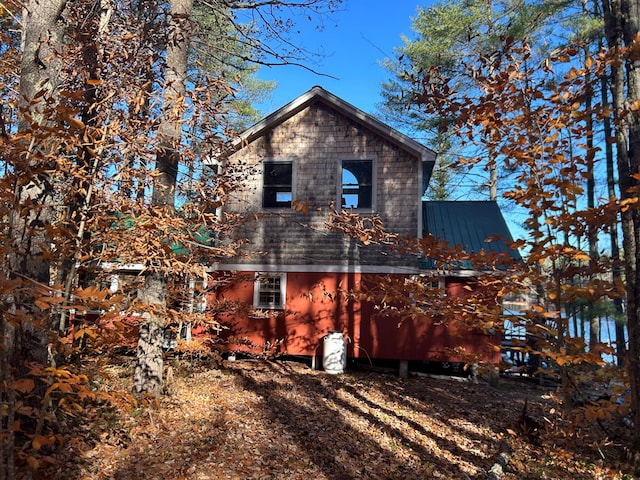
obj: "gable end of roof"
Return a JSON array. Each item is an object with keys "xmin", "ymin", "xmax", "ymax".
[{"xmin": 221, "ymin": 86, "xmax": 436, "ymax": 165}]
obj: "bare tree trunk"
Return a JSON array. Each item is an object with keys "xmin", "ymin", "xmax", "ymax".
[
  {"xmin": 152, "ymin": 0, "xmax": 193, "ymax": 208},
  {"xmin": 134, "ymin": 0, "xmax": 193, "ymax": 395},
  {"xmin": 601, "ymin": 65, "xmax": 626, "ymax": 365},
  {"xmin": 134, "ymin": 273, "xmax": 167, "ymax": 395},
  {"xmin": 488, "ymin": 154, "xmax": 498, "ymax": 201},
  {"xmin": 583, "ymin": 40, "xmax": 600, "ymax": 352},
  {"xmin": 603, "ymin": 0, "xmax": 640, "ymax": 453},
  {"xmin": 619, "ymin": 0, "xmax": 640, "ymax": 453},
  {"xmin": 2, "ymin": 1, "xmax": 67, "ymax": 477},
  {"xmin": 6, "ymin": 0, "xmax": 68, "ymax": 367}
]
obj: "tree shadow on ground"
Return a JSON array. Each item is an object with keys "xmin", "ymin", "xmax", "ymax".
[
  {"xmin": 338, "ymin": 379, "xmax": 496, "ymax": 462},
  {"xmin": 41, "ymin": 357, "xmax": 595, "ymax": 480},
  {"xmin": 230, "ymin": 360, "xmax": 496, "ymax": 479}
]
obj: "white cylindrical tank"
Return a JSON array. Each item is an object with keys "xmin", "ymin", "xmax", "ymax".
[{"xmin": 322, "ymin": 331, "xmax": 347, "ymax": 374}]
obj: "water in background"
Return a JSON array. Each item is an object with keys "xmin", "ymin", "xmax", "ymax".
[
  {"xmin": 504, "ymin": 316, "xmax": 627, "ymax": 365},
  {"xmin": 573, "ymin": 316, "xmax": 627, "ymax": 364}
]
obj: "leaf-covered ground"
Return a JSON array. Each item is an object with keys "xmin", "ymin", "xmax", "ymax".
[{"xmin": 42, "ymin": 357, "xmax": 632, "ymax": 479}]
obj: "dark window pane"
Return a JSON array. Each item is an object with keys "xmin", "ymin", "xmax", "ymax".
[
  {"xmin": 259, "ymin": 291, "xmax": 276, "ymax": 305},
  {"xmin": 263, "ymin": 162, "xmax": 293, "ymax": 208},
  {"xmin": 257, "ymin": 275, "xmax": 282, "ymax": 308},
  {"xmin": 264, "ymin": 163, "xmax": 292, "ymax": 185},
  {"xmin": 344, "ymin": 160, "xmax": 372, "ymax": 184},
  {"xmin": 356, "ymin": 185, "xmax": 372, "ymax": 208}
]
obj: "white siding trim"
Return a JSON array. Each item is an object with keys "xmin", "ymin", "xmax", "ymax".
[
  {"xmin": 208, "ymin": 263, "xmax": 479, "ymax": 277},
  {"xmin": 210, "ymin": 263, "xmax": 417, "ymax": 274}
]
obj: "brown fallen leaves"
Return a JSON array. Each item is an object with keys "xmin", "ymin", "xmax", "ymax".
[{"xmin": 39, "ymin": 357, "xmax": 631, "ymax": 479}]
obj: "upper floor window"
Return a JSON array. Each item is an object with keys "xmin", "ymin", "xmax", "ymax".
[
  {"xmin": 253, "ymin": 272, "xmax": 286, "ymax": 310},
  {"xmin": 263, "ymin": 161, "xmax": 292, "ymax": 208},
  {"xmin": 341, "ymin": 159, "xmax": 373, "ymax": 209}
]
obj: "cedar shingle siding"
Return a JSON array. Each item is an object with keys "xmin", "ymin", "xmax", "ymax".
[{"xmin": 223, "ymin": 100, "xmax": 421, "ymax": 267}]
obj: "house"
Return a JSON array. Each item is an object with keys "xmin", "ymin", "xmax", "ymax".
[{"xmin": 208, "ymin": 86, "xmax": 516, "ymax": 371}]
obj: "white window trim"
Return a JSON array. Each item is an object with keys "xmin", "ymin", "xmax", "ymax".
[
  {"xmin": 408, "ymin": 274, "xmax": 445, "ymax": 306},
  {"xmin": 338, "ymin": 157, "xmax": 377, "ymax": 212},
  {"xmin": 253, "ymin": 272, "xmax": 287, "ymax": 310},
  {"xmin": 262, "ymin": 159, "xmax": 295, "ymax": 210},
  {"xmin": 188, "ymin": 277, "xmax": 208, "ymax": 313},
  {"xmin": 419, "ymin": 275, "xmax": 445, "ymax": 291}
]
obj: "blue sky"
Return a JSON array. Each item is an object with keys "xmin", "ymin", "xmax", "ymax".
[{"xmin": 256, "ymin": 1, "xmax": 422, "ymax": 116}]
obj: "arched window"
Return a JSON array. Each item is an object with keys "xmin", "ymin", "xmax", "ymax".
[{"xmin": 341, "ymin": 159, "xmax": 373, "ymax": 209}]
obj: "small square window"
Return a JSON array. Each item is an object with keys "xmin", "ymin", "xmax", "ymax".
[
  {"xmin": 341, "ymin": 160, "xmax": 373, "ymax": 209},
  {"xmin": 423, "ymin": 278, "xmax": 442, "ymax": 290},
  {"xmin": 263, "ymin": 161, "xmax": 293, "ymax": 208},
  {"xmin": 407, "ymin": 275, "xmax": 444, "ymax": 307},
  {"xmin": 254, "ymin": 273, "xmax": 286, "ymax": 310}
]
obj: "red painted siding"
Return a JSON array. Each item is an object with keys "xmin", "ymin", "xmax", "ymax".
[{"xmin": 212, "ymin": 271, "xmax": 501, "ymax": 364}]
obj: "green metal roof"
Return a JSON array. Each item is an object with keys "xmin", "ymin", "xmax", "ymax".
[
  {"xmin": 421, "ymin": 201, "xmax": 520, "ymax": 269},
  {"xmin": 110, "ymin": 211, "xmax": 213, "ymax": 258}
]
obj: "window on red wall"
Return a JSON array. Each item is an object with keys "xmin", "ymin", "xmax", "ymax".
[
  {"xmin": 407, "ymin": 275, "xmax": 445, "ymax": 311},
  {"xmin": 253, "ymin": 272, "xmax": 287, "ymax": 310}
]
